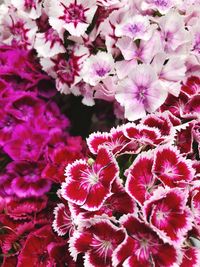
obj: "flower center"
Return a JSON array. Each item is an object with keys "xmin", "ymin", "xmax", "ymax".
[
  {"xmin": 136, "ymin": 86, "xmax": 147, "ymax": 102},
  {"xmin": 88, "ymin": 172, "xmax": 99, "ymax": 185},
  {"xmin": 96, "ymin": 68, "xmax": 108, "ymax": 77},
  {"xmin": 154, "ymin": 0, "xmax": 168, "ymax": 6},
  {"xmin": 60, "ymin": 3, "xmax": 86, "ymax": 24}
]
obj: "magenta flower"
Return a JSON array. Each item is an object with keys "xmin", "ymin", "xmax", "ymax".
[
  {"xmin": 7, "ymin": 93, "xmax": 45, "ymax": 122},
  {"xmin": 61, "ymin": 147, "xmax": 119, "ymax": 211},
  {"xmin": 7, "ymin": 161, "xmax": 51, "ymax": 198},
  {"xmin": 113, "ymin": 215, "xmax": 179, "ymax": 267},
  {"xmin": 144, "ymin": 187, "xmax": 193, "ymax": 246},
  {"xmin": 116, "ymin": 64, "xmax": 167, "ymax": 121},
  {"xmin": 3, "ymin": 125, "xmax": 47, "ymax": 161}
]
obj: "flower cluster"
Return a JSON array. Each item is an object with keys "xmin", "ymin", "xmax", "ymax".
[
  {"xmin": 0, "ymin": 44, "xmax": 85, "ymax": 266},
  {"xmin": 1, "ymin": 0, "xmax": 200, "ymax": 120},
  {"xmin": 54, "ymin": 100, "xmax": 200, "ymax": 266}
]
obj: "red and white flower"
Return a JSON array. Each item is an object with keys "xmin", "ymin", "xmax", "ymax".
[
  {"xmin": 53, "ymin": 203, "xmax": 82, "ymax": 236},
  {"xmin": 47, "ymin": 0, "xmax": 97, "ymax": 37},
  {"xmin": 41, "ymin": 45, "xmax": 89, "ymax": 94},
  {"xmin": 0, "ymin": 7, "xmax": 37, "ymax": 49},
  {"xmin": 125, "ymin": 151, "xmax": 158, "ymax": 205},
  {"xmin": 87, "ymin": 125, "xmax": 136, "ymax": 156},
  {"xmin": 113, "ymin": 215, "xmax": 180, "ymax": 267},
  {"xmin": 61, "ymin": 147, "xmax": 119, "ymax": 211},
  {"xmin": 152, "ymin": 145, "xmax": 195, "ymax": 188},
  {"xmin": 143, "ymin": 187, "xmax": 193, "ymax": 246},
  {"xmin": 11, "ymin": 0, "xmax": 43, "ymax": 19},
  {"xmin": 34, "ymin": 28, "xmax": 65, "ymax": 58},
  {"xmin": 69, "ymin": 219, "xmax": 125, "ymax": 267}
]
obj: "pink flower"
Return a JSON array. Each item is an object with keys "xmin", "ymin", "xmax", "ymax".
[
  {"xmin": 113, "ymin": 215, "xmax": 179, "ymax": 267},
  {"xmin": 81, "ymin": 52, "xmax": 115, "ymax": 86},
  {"xmin": 152, "ymin": 53, "xmax": 186, "ymax": 97},
  {"xmin": 125, "ymin": 151, "xmax": 158, "ymax": 205},
  {"xmin": 7, "ymin": 161, "xmax": 51, "ymax": 198},
  {"xmin": 141, "ymin": 0, "xmax": 181, "ymax": 14},
  {"xmin": 152, "ymin": 145, "xmax": 195, "ymax": 188},
  {"xmin": 116, "ymin": 64, "xmax": 167, "ymax": 121},
  {"xmin": 47, "ymin": 0, "xmax": 97, "ymax": 37},
  {"xmin": 61, "ymin": 147, "xmax": 119, "ymax": 211},
  {"xmin": 115, "ymin": 14, "xmax": 156, "ymax": 40},
  {"xmin": 69, "ymin": 219, "xmax": 125, "ymax": 266},
  {"xmin": 144, "ymin": 187, "xmax": 193, "ymax": 246},
  {"xmin": 159, "ymin": 10, "xmax": 191, "ymax": 53}
]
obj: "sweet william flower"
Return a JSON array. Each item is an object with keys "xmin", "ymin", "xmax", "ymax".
[
  {"xmin": 152, "ymin": 145, "xmax": 195, "ymax": 188},
  {"xmin": 143, "ymin": 187, "xmax": 193, "ymax": 246},
  {"xmin": 34, "ymin": 28, "xmax": 65, "ymax": 58},
  {"xmin": 81, "ymin": 52, "xmax": 115, "ymax": 86},
  {"xmin": 3, "ymin": 125, "xmax": 47, "ymax": 161},
  {"xmin": 112, "ymin": 215, "xmax": 180, "ymax": 267},
  {"xmin": 61, "ymin": 147, "xmax": 119, "ymax": 211},
  {"xmin": 7, "ymin": 161, "xmax": 51, "ymax": 198},
  {"xmin": 47, "ymin": 0, "xmax": 97, "ymax": 37},
  {"xmin": 115, "ymin": 14, "xmax": 156, "ymax": 41},
  {"xmin": 141, "ymin": 0, "xmax": 181, "ymax": 14},
  {"xmin": 69, "ymin": 219, "xmax": 125, "ymax": 267},
  {"xmin": 11, "ymin": 0, "xmax": 43, "ymax": 19},
  {"xmin": 125, "ymin": 151, "xmax": 158, "ymax": 205},
  {"xmin": 116, "ymin": 64, "xmax": 167, "ymax": 121}
]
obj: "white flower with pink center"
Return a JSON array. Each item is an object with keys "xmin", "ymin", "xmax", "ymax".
[
  {"xmin": 81, "ymin": 52, "xmax": 115, "ymax": 86},
  {"xmin": 47, "ymin": 0, "xmax": 97, "ymax": 37},
  {"xmin": 34, "ymin": 28, "xmax": 65, "ymax": 58},
  {"xmin": 115, "ymin": 14, "xmax": 156, "ymax": 41},
  {"xmin": 0, "ymin": 7, "xmax": 37, "ymax": 49},
  {"xmin": 40, "ymin": 45, "xmax": 89, "ymax": 94},
  {"xmin": 152, "ymin": 53, "xmax": 186, "ymax": 97},
  {"xmin": 11, "ymin": 0, "xmax": 42, "ymax": 19},
  {"xmin": 116, "ymin": 64, "xmax": 168, "ymax": 121}
]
